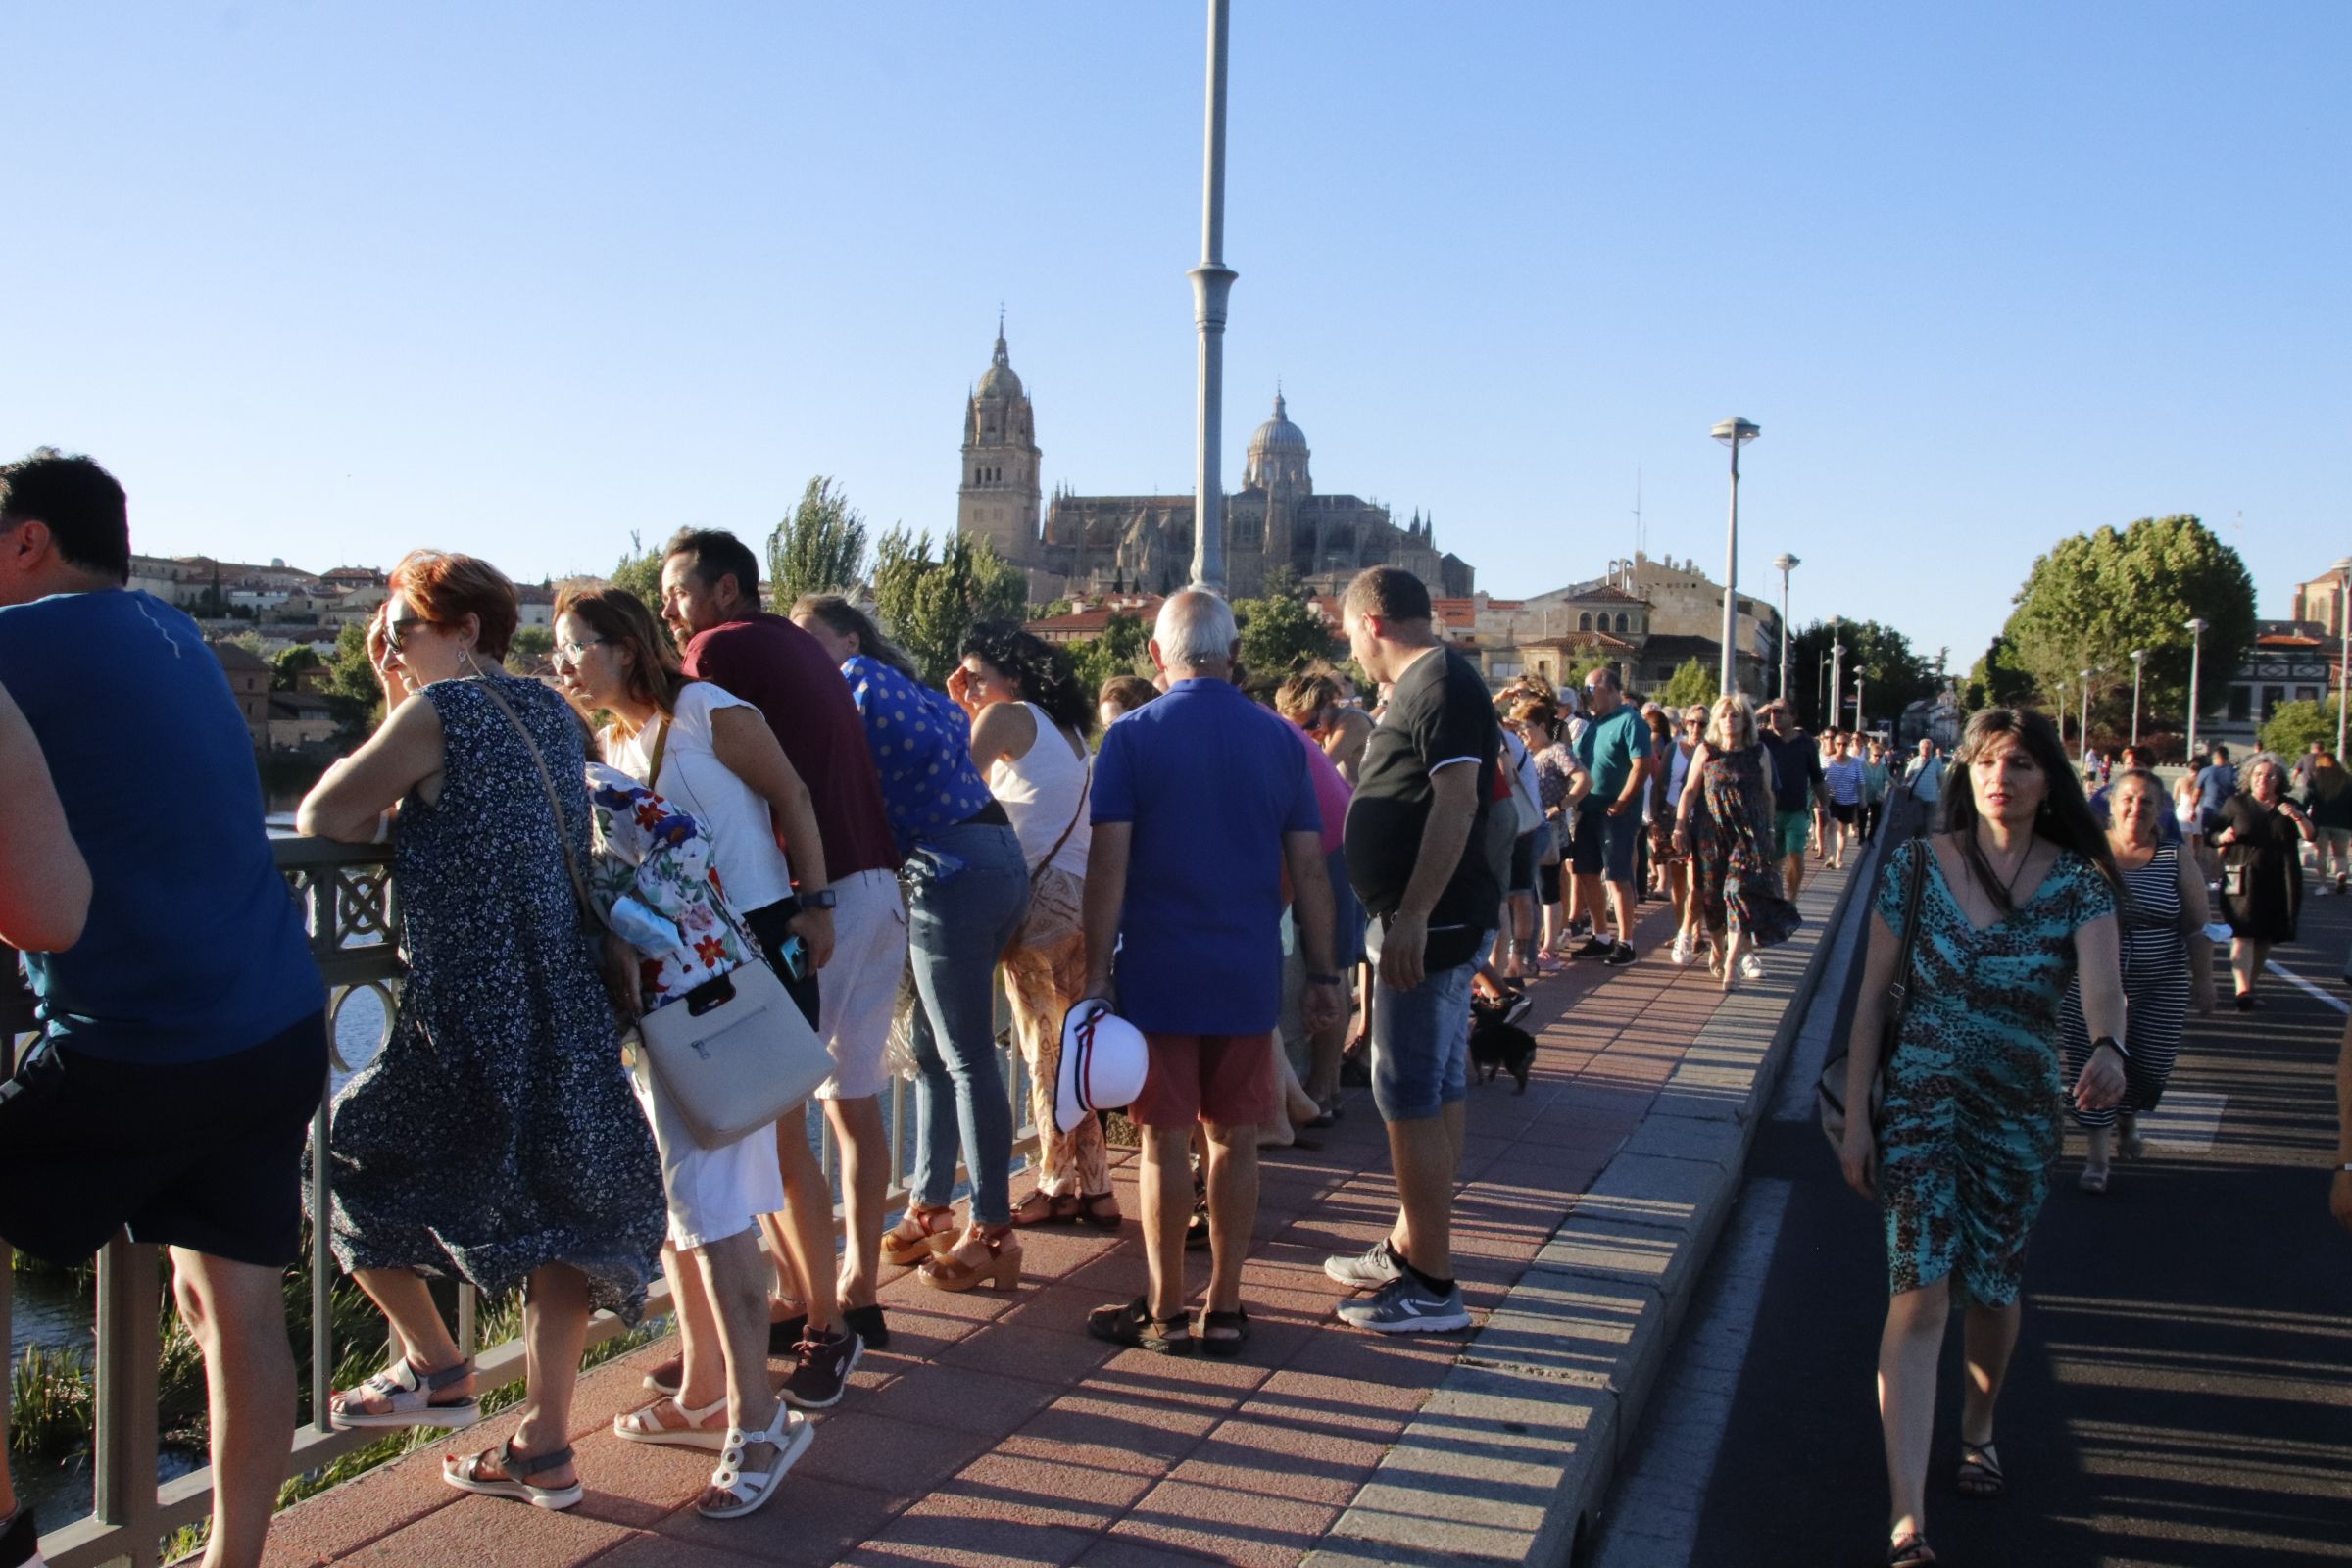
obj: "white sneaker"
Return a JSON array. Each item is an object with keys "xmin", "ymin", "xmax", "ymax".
[
  {"xmin": 1669, "ymin": 931, "xmax": 1694, "ymax": 966},
  {"xmin": 1740, "ymin": 953, "xmax": 1765, "ymax": 981}
]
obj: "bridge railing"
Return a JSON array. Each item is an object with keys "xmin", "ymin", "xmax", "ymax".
[{"xmin": 5, "ymin": 837, "xmax": 1039, "ymax": 1568}]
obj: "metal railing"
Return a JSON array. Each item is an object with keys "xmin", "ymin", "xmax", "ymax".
[{"xmin": 6, "ymin": 839, "xmax": 1041, "ymax": 1568}]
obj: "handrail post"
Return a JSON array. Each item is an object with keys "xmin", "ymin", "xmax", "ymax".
[
  {"xmin": 92, "ymin": 1237, "xmax": 162, "ymax": 1568},
  {"xmin": 309, "ymin": 1099, "xmax": 334, "ymax": 1429}
]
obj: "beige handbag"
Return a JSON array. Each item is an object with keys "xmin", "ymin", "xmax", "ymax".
[{"xmin": 476, "ymin": 678, "xmax": 832, "ymax": 1149}]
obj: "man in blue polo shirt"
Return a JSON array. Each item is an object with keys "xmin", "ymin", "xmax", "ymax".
[
  {"xmin": 1080, "ymin": 590, "xmax": 1341, "ymax": 1355},
  {"xmin": 0, "ymin": 452, "xmax": 325, "ymax": 1568}
]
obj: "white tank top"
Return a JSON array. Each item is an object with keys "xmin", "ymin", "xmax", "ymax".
[{"xmin": 989, "ymin": 702, "xmax": 1091, "ymax": 878}]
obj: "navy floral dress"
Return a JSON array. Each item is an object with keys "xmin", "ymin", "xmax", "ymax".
[
  {"xmin": 1875, "ymin": 839, "xmax": 2116, "ymax": 1307},
  {"xmin": 318, "ymin": 675, "xmax": 664, "ymax": 1320},
  {"xmin": 1687, "ymin": 744, "xmax": 1801, "ymax": 948}
]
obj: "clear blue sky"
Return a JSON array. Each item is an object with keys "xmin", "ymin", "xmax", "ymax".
[{"xmin": 4, "ymin": 2, "xmax": 2342, "ymax": 672}]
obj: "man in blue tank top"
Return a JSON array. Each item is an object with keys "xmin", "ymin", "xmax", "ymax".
[{"xmin": 0, "ymin": 452, "xmax": 325, "ymax": 1568}]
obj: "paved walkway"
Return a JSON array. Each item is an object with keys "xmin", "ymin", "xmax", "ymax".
[{"xmin": 263, "ymin": 867, "xmax": 1851, "ymax": 1568}]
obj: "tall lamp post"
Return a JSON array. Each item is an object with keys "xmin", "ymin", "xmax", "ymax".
[
  {"xmin": 1712, "ymin": 417, "xmax": 1761, "ymax": 696},
  {"xmin": 2184, "ymin": 617, "xmax": 2209, "ymax": 764},
  {"xmin": 1773, "ymin": 553, "xmax": 1799, "ymax": 700},
  {"xmin": 1828, "ymin": 616, "xmax": 1844, "ymax": 733},
  {"xmin": 1186, "ymin": 0, "xmax": 1238, "ymax": 592},
  {"xmin": 1853, "ymin": 673, "xmax": 1866, "ymax": 733},
  {"xmin": 2334, "ymin": 556, "xmax": 2352, "ymax": 760},
  {"xmin": 2129, "ymin": 648, "xmax": 2146, "ymax": 749},
  {"xmin": 2078, "ymin": 668, "xmax": 2097, "ymax": 767}
]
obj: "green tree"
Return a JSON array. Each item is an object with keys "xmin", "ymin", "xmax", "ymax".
[
  {"xmin": 506, "ymin": 625, "xmax": 555, "ymax": 674},
  {"xmin": 1067, "ymin": 613, "xmax": 1152, "ymax": 695},
  {"xmin": 609, "ymin": 530, "xmax": 665, "ymax": 618},
  {"xmin": 869, "ymin": 527, "xmax": 1029, "ymax": 684},
  {"xmin": 1966, "ymin": 631, "xmax": 2035, "ymax": 711},
  {"xmin": 1233, "ymin": 588, "xmax": 1341, "ymax": 679},
  {"xmin": 2260, "ymin": 699, "xmax": 2341, "ymax": 760},
  {"xmin": 1655, "ymin": 657, "xmax": 1717, "ymax": 712},
  {"xmin": 271, "ymin": 645, "xmax": 321, "ymax": 692},
  {"xmin": 765, "ymin": 476, "xmax": 869, "ymax": 611},
  {"xmin": 1787, "ymin": 619, "xmax": 1936, "ymax": 730},
  {"xmin": 2000, "ymin": 514, "xmax": 2255, "ymax": 730},
  {"xmin": 321, "ymin": 621, "xmax": 384, "ymax": 735}
]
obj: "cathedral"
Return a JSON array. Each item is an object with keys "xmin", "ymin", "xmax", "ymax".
[{"xmin": 956, "ymin": 327, "xmax": 1474, "ymax": 601}]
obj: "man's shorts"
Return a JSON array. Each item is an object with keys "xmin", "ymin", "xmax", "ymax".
[
  {"xmin": 813, "ymin": 867, "xmax": 909, "ymax": 1101},
  {"xmin": 1371, "ymin": 954, "xmax": 1477, "ymax": 1123},
  {"xmin": 1572, "ymin": 799, "xmax": 1642, "ymax": 884},
  {"xmin": 0, "ymin": 1011, "xmax": 328, "ymax": 1268},
  {"xmin": 1775, "ymin": 809, "xmax": 1813, "ymax": 858},
  {"xmin": 1508, "ymin": 829, "xmax": 1539, "ymax": 895},
  {"xmin": 1131, "ymin": 1032, "xmax": 1279, "ymax": 1129}
]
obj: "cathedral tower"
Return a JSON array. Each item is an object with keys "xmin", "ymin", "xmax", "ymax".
[{"xmin": 957, "ymin": 319, "xmax": 1042, "ymax": 563}]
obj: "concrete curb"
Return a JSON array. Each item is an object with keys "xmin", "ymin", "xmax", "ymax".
[{"xmin": 1306, "ymin": 845, "xmax": 1875, "ymax": 1568}]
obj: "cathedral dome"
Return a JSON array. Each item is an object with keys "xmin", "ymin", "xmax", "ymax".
[
  {"xmin": 976, "ymin": 329, "xmax": 1023, "ymax": 401},
  {"xmin": 1248, "ymin": 391, "xmax": 1308, "ymax": 459}
]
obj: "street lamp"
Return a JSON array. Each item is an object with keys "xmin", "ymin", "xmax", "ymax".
[
  {"xmin": 1712, "ymin": 417, "xmax": 1761, "ymax": 697},
  {"xmin": 1186, "ymin": 0, "xmax": 1238, "ymax": 591},
  {"xmin": 1853, "ymin": 673, "xmax": 1866, "ymax": 733},
  {"xmin": 2184, "ymin": 617, "xmax": 2209, "ymax": 764},
  {"xmin": 2078, "ymin": 668, "xmax": 2097, "ymax": 767},
  {"xmin": 1828, "ymin": 616, "xmax": 1844, "ymax": 733},
  {"xmin": 2129, "ymin": 649, "xmax": 2146, "ymax": 749},
  {"xmin": 1773, "ymin": 552, "xmax": 1799, "ymax": 700},
  {"xmin": 2334, "ymin": 556, "xmax": 2351, "ymax": 760}
]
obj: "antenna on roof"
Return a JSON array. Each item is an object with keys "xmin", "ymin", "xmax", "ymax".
[{"xmin": 1633, "ymin": 468, "xmax": 1642, "ymax": 561}]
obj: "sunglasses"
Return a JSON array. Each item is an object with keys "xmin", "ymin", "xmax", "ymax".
[{"xmin": 385, "ymin": 616, "xmax": 439, "ymax": 653}]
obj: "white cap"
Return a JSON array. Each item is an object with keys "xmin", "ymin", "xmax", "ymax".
[{"xmin": 1055, "ymin": 1000, "xmax": 1148, "ymax": 1133}]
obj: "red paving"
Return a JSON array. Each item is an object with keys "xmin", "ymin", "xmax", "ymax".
[{"xmin": 263, "ymin": 892, "xmax": 1785, "ymax": 1567}]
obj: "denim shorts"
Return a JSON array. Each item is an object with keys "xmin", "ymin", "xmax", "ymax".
[{"xmin": 1370, "ymin": 954, "xmax": 1478, "ymax": 1123}]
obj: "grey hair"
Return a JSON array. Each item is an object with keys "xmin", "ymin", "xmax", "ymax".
[
  {"xmin": 2238, "ymin": 752, "xmax": 2289, "ymax": 794},
  {"xmin": 1153, "ymin": 589, "xmax": 1240, "ymax": 669}
]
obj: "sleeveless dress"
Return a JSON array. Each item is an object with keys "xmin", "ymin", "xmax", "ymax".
[
  {"xmin": 1687, "ymin": 744, "xmax": 1801, "ymax": 948},
  {"xmin": 1875, "ymin": 840, "xmax": 2117, "ymax": 1306},
  {"xmin": 2057, "ymin": 844, "xmax": 2188, "ymax": 1129},
  {"xmin": 318, "ymin": 674, "xmax": 664, "ymax": 1319}
]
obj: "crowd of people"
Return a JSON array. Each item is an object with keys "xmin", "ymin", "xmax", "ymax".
[{"xmin": 4, "ymin": 449, "xmax": 2349, "ymax": 1568}]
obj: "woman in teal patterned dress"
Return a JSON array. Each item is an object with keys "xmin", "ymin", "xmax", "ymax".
[{"xmin": 1838, "ymin": 710, "xmax": 2130, "ymax": 1568}]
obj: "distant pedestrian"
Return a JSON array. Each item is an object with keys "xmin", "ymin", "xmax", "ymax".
[
  {"xmin": 2300, "ymin": 750, "xmax": 2351, "ymax": 895},
  {"xmin": 1279, "ymin": 669, "xmax": 1368, "ymax": 1112},
  {"xmin": 1838, "ymin": 708, "xmax": 2127, "ymax": 1568},
  {"xmin": 2192, "ymin": 743, "xmax": 2238, "ymax": 880},
  {"xmin": 2060, "ymin": 768, "xmax": 2216, "ymax": 1193},
  {"xmin": 1521, "ymin": 698, "xmax": 1589, "ymax": 964},
  {"xmin": 954, "ymin": 621, "xmax": 1120, "ymax": 1231},
  {"xmin": 1904, "ymin": 737, "xmax": 1946, "ymax": 838},
  {"xmin": 1567, "ymin": 668, "xmax": 1651, "ymax": 966},
  {"xmin": 1080, "ymin": 590, "xmax": 1340, "ymax": 1354},
  {"xmin": 1760, "ymin": 702, "xmax": 1829, "ymax": 896},
  {"xmin": 1673, "ymin": 693, "xmax": 1801, "ymax": 989},
  {"xmin": 302, "ymin": 550, "xmax": 663, "ymax": 1515},
  {"xmin": 1665, "ymin": 704, "xmax": 1707, "ymax": 965},
  {"xmin": 1824, "ymin": 733, "xmax": 1866, "ymax": 870},
  {"xmin": 0, "ymin": 452, "xmax": 327, "ymax": 1567},
  {"xmin": 1327, "ymin": 566, "xmax": 1497, "ymax": 1334},
  {"xmin": 1861, "ymin": 739, "xmax": 1891, "ymax": 844},
  {"xmin": 2212, "ymin": 753, "xmax": 2313, "ymax": 1010},
  {"xmin": 2088, "ymin": 745, "xmax": 2181, "ymax": 847},
  {"xmin": 1642, "ymin": 704, "xmax": 1687, "ymax": 924},
  {"xmin": 1098, "ymin": 673, "xmax": 1158, "ymax": 729}
]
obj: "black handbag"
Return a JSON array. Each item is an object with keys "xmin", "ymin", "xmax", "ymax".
[{"xmin": 1818, "ymin": 838, "xmax": 1929, "ymax": 1152}]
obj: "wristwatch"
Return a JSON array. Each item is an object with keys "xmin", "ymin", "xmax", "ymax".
[
  {"xmin": 2090, "ymin": 1034, "xmax": 2129, "ymax": 1060},
  {"xmin": 801, "ymin": 887, "xmax": 838, "ymax": 911},
  {"xmin": 1307, "ymin": 972, "xmax": 1343, "ymax": 986}
]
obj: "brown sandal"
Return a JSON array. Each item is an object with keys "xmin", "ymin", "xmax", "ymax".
[
  {"xmin": 919, "ymin": 1225, "xmax": 1023, "ymax": 1293},
  {"xmin": 1009, "ymin": 1189, "xmax": 1081, "ymax": 1228},
  {"xmin": 1076, "ymin": 1192, "xmax": 1122, "ymax": 1231},
  {"xmin": 881, "ymin": 1202, "xmax": 958, "ymax": 1266}
]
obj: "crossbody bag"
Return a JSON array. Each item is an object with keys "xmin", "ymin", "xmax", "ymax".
[{"xmin": 1817, "ymin": 838, "xmax": 1929, "ymax": 1153}]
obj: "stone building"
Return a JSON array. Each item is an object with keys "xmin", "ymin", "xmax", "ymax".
[
  {"xmin": 1449, "ymin": 553, "xmax": 1780, "ymax": 695},
  {"xmin": 956, "ymin": 327, "xmax": 1473, "ymax": 602}
]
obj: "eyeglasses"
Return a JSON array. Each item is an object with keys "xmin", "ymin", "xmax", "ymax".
[
  {"xmin": 386, "ymin": 617, "xmax": 438, "ymax": 652},
  {"xmin": 556, "ymin": 638, "xmax": 610, "ymax": 662}
]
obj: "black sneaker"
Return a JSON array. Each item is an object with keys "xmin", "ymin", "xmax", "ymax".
[
  {"xmin": 1566, "ymin": 915, "xmax": 1592, "ymax": 938},
  {"xmin": 1571, "ymin": 935, "xmax": 1613, "ymax": 958},
  {"xmin": 779, "ymin": 1328, "xmax": 862, "ymax": 1411},
  {"xmin": 1602, "ymin": 942, "xmax": 1638, "ymax": 967},
  {"xmin": 0, "ymin": 1505, "xmax": 38, "ymax": 1568},
  {"xmin": 764, "ymin": 1310, "xmax": 809, "ymax": 1358}
]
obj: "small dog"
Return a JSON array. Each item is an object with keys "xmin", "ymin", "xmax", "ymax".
[{"xmin": 1468, "ymin": 1008, "xmax": 1537, "ymax": 1095}]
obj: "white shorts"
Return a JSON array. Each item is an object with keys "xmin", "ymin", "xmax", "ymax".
[
  {"xmin": 816, "ymin": 867, "xmax": 910, "ymax": 1102},
  {"xmin": 625, "ymin": 1049, "xmax": 786, "ymax": 1252}
]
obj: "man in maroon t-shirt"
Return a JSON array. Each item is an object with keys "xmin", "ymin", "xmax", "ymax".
[{"xmin": 661, "ymin": 528, "xmax": 908, "ymax": 1397}]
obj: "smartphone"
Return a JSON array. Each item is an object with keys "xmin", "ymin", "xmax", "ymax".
[{"xmin": 776, "ymin": 934, "xmax": 813, "ymax": 985}]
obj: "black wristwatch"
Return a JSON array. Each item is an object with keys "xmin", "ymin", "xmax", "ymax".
[
  {"xmin": 802, "ymin": 888, "xmax": 838, "ymax": 910},
  {"xmin": 2090, "ymin": 1034, "xmax": 2129, "ymax": 1060},
  {"xmin": 1308, "ymin": 972, "xmax": 1342, "ymax": 986}
]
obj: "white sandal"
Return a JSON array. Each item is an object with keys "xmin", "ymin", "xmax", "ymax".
[
  {"xmin": 613, "ymin": 1393, "xmax": 730, "ymax": 1451},
  {"xmin": 442, "ymin": 1440, "xmax": 582, "ymax": 1512},
  {"xmin": 328, "ymin": 1355, "xmax": 479, "ymax": 1430},
  {"xmin": 697, "ymin": 1400, "xmax": 812, "ymax": 1520}
]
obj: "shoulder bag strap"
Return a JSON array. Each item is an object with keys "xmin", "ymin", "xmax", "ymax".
[
  {"xmin": 1884, "ymin": 841, "xmax": 1931, "ymax": 1036},
  {"xmin": 471, "ymin": 677, "xmax": 601, "ymax": 933},
  {"xmin": 645, "ymin": 716, "xmax": 672, "ymax": 792},
  {"xmin": 1031, "ymin": 741, "xmax": 1093, "ymax": 891}
]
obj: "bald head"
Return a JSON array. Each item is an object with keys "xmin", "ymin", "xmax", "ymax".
[{"xmin": 1152, "ymin": 589, "xmax": 1240, "ymax": 678}]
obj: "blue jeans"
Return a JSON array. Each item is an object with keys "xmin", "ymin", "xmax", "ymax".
[{"xmin": 904, "ymin": 819, "xmax": 1032, "ymax": 1225}]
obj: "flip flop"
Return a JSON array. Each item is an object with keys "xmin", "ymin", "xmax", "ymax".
[{"xmin": 1955, "ymin": 1440, "xmax": 2006, "ymax": 1499}]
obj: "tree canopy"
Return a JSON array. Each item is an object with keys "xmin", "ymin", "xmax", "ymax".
[
  {"xmin": 766, "ymin": 476, "xmax": 869, "ymax": 611},
  {"xmin": 870, "ymin": 527, "xmax": 1029, "ymax": 684},
  {"xmin": 1998, "ymin": 514, "xmax": 2255, "ymax": 731},
  {"xmin": 1067, "ymin": 612, "xmax": 1152, "ymax": 697},
  {"xmin": 1233, "ymin": 581, "xmax": 1342, "ymax": 680},
  {"xmin": 609, "ymin": 531, "xmax": 665, "ymax": 619},
  {"xmin": 1786, "ymin": 619, "xmax": 1936, "ymax": 730},
  {"xmin": 1654, "ymin": 657, "xmax": 1718, "ymax": 712},
  {"xmin": 2260, "ymin": 698, "xmax": 2340, "ymax": 760}
]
